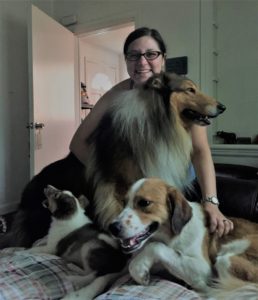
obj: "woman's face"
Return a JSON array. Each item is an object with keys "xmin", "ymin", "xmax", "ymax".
[{"xmin": 125, "ymin": 36, "xmax": 165, "ymax": 87}]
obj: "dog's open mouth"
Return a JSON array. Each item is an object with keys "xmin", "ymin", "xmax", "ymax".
[
  {"xmin": 182, "ymin": 109, "xmax": 215, "ymax": 126},
  {"xmin": 119, "ymin": 222, "xmax": 159, "ymax": 254}
]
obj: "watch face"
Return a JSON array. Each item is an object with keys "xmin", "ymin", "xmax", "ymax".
[
  {"xmin": 202, "ymin": 196, "xmax": 219, "ymax": 205},
  {"xmin": 210, "ymin": 197, "xmax": 219, "ymax": 205}
]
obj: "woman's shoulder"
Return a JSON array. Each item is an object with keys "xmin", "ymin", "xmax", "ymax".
[
  {"xmin": 109, "ymin": 78, "xmax": 131, "ymax": 93},
  {"xmin": 90, "ymin": 78, "xmax": 131, "ymax": 110}
]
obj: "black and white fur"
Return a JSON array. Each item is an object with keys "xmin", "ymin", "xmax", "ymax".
[{"xmin": 25, "ymin": 185, "xmax": 127, "ymax": 300}]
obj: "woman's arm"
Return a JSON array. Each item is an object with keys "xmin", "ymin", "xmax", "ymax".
[
  {"xmin": 70, "ymin": 92, "xmax": 111, "ymax": 164},
  {"xmin": 191, "ymin": 125, "xmax": 234, "ymax": 236}
]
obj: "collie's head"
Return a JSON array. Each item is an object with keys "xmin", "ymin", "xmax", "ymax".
[
  {"xmin": 144, "ymin": 72, "xmax": 225, "ymax": 129},
  {"xmin": 43, "ymin": 185, "xmax": 89, "ymax": 220},
  {"xmin": 109, "ymin": 178, "xmax": 192, "ymax": 253}
]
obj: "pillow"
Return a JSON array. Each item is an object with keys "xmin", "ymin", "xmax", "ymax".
[
  {"xmin": 0, "ymin": 248, "xmax": 201, "ymax": 300},
  {"xmin": 96, "ymin": 275, "xmax": 201, "ymax": 300},
  {"xmin": 0, "ymin": 248, "xmax": 75, "ymax": 300}
]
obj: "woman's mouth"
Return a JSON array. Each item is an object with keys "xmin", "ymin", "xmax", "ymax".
[{"xmin": 135, "ymin": 69, "xmax": 152, "ymax": 74}]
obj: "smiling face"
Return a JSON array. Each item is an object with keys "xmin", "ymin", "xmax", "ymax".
[
  {"xmin": 109, "ymin": 178, "xmax": 170, "ymax": 253},
  {"xmin": 125, "ymin": 36, "xmax": 165, "ymax": 87},
  {"xmin": 109, "ymin": 178, "xmax": 193, "ymax": 254}
]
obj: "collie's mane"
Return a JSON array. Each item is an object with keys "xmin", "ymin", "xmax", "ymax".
[{"xmin": 110, "ymin": 88, "xmax": 192, "ymax": 190}]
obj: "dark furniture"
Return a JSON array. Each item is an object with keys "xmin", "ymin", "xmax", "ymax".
[
  {"xmin": 215, "ymin": 163, "xmax": 258, "ymax": 222},
  {"xmin": 188, "ymin": 163, "xmax": 258, "ymax": 222}
]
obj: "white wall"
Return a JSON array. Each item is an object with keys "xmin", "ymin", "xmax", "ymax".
[
  {"xmin": 53, "ymin": 0, "xmax": 201, "ymax": 84},
  {"xmin": 79, "ymin": 40, "xmax": 121, "ymax": 91},
  {"xmin": 79, "ymin": 40, "xmax": 123, "ymax": 119},
  {"xmin": 211, "ymin": 0, "xmax": 258, "ymax": 167},
  {"xmin": 216, "ymin": 0, "xmax": 258, "ymax": 141}
]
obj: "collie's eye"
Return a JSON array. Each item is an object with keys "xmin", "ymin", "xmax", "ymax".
[
  {"xmin": 186, "ymin": 87, "xmax": 196, "ymax": 94},
  {"xmin": 138, "ymin": 198, "xmax": 151, "ymax": 207}
]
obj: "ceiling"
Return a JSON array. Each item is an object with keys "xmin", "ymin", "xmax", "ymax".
[{"xmin": 80, "ymin": 24, "xmax": 135, "ymax": 54}]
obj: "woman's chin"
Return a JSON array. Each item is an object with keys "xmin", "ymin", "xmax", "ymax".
[{"xmin": 133, "ymin": 73, "xmax": 153, "ymax": 86}]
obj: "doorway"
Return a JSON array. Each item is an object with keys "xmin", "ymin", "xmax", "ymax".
[
  {"xmin": 78, "ymin": 23, "xmax": 135, "ymax": 120},
  {"xmin": 29, "ymin": 5, "xmax": 135, "ymax": 176}
]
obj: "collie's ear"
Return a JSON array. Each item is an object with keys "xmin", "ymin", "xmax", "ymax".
[
  {"xmin": 146, "ymin": 72, "xmax": 184, "ymax": 92},
  {"xmin": 167, "ymin": 187, "xmax": 192, "ymax": 234},
  {"xmin": 145, "ymin": 72, "xmax": 167, "ymax": 90}
]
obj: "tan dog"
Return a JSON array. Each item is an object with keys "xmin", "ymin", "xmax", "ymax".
[{"xmin": 109, "ymin": 178, "xmax": 258, "ymax": 299}]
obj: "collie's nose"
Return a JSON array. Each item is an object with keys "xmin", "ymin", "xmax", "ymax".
[
  {"xmin": 109, "ymin": 221, "xmax": 122, "ymax": 237},
  {"xmin": 217, "ymin": 103, "xmax": 226, "ymax": 113}
]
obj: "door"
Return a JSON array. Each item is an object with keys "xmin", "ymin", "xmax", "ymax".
[{"xmin": 28, "ymin": 5, "xmax": 77, "ymax": 176}]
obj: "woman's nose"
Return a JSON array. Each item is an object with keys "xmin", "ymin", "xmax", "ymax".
[{"xmin": 137, "ymin": 56, "xmax": 148, "ymax": 64}]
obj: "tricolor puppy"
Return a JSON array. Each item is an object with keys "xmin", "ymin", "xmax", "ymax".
[
  {"xmin": 109, "ymin": 178, "xmax": 258, "ymax": 299},
  {"xmin": 25, "ymin": 185, "xmax": 127, "ymax": 300}
]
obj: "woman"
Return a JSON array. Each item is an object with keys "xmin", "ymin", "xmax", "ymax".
[{"xmin": 70, "ymin": 27, "xmax": 233, "ymax": 237}]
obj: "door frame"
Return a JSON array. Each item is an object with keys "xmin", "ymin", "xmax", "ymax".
[{"xmin": 74, "ymin": 19, "xmax": 136, "ymax": 124}]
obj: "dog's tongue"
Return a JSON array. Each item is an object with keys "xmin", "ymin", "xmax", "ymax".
[
  {"xmin": 120, "ymin": 228, "xmax": 150, "ymax": 249},
  {"xmin": 122, "ymin": 237, "xmax": 138, "ymax": 248}
]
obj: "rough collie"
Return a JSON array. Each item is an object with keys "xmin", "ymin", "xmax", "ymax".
[
  {"xmin": 109, "ymin": 178, "xmax": 258, "ymax": 299},
  {"xmin": 0, "ymin": 72, "xmax": 225, "ymax": 248}
]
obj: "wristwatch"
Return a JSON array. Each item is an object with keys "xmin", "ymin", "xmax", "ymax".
[{"xmin": 201, "ymin": 196, "xmax": 220, "ymax": 206}]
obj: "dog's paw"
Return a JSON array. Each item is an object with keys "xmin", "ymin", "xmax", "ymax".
[{"xmin": 129, "ymin": 257, "xmax": 151, "ymax": 285}]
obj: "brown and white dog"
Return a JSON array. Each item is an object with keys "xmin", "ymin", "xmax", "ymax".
[
  {"xmin": 109, "ymin": 178, "xmax": 258, "ymax": 299},
  {"xmin": 1, "ymin": 72, "xmax": 225, "ymax": 248}
]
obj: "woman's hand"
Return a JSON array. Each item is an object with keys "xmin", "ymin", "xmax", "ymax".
[{"xmin": 203, "ymin": 202, "xmax": 234, "ymax": 237}]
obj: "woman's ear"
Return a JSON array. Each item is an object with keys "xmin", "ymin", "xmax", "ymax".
[{"xmin": 161, "ymin": 53, "xmax": 167, "ymax": 71}]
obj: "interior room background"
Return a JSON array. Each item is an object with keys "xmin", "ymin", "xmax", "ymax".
[{"xmin": 0, "ymin": 0, "xmax": 257, "ymax": 215}]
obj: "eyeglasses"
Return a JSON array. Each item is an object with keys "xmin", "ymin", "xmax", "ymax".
[{"xmin": 125, "ymin": 51, "xmax": 162, "ymax": 61}]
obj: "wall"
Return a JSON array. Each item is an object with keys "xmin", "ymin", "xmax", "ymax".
[
  {"xmin": 53, "ymin": 0, "xmax": 201, "ymax": 84},
  {"xmin": 211, "ymin": 0, "xmax": 258, "ymax": 167},
  {"xmin": 215, "ymin": 0, "xmax": 258, "ymax": 141},
  {"xmin": 79, "ymin": 40, "xmax": 123, "ymax": 119}
]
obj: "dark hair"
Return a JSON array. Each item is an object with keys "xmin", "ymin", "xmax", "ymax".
[{"xmin": 123, "ymin": 27, "xmax": 167, "ymax": 56}]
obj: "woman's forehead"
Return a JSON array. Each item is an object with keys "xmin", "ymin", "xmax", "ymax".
[{"xmin": 127, "ymin": 36, "xmax": 160, "ymax": 52}]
